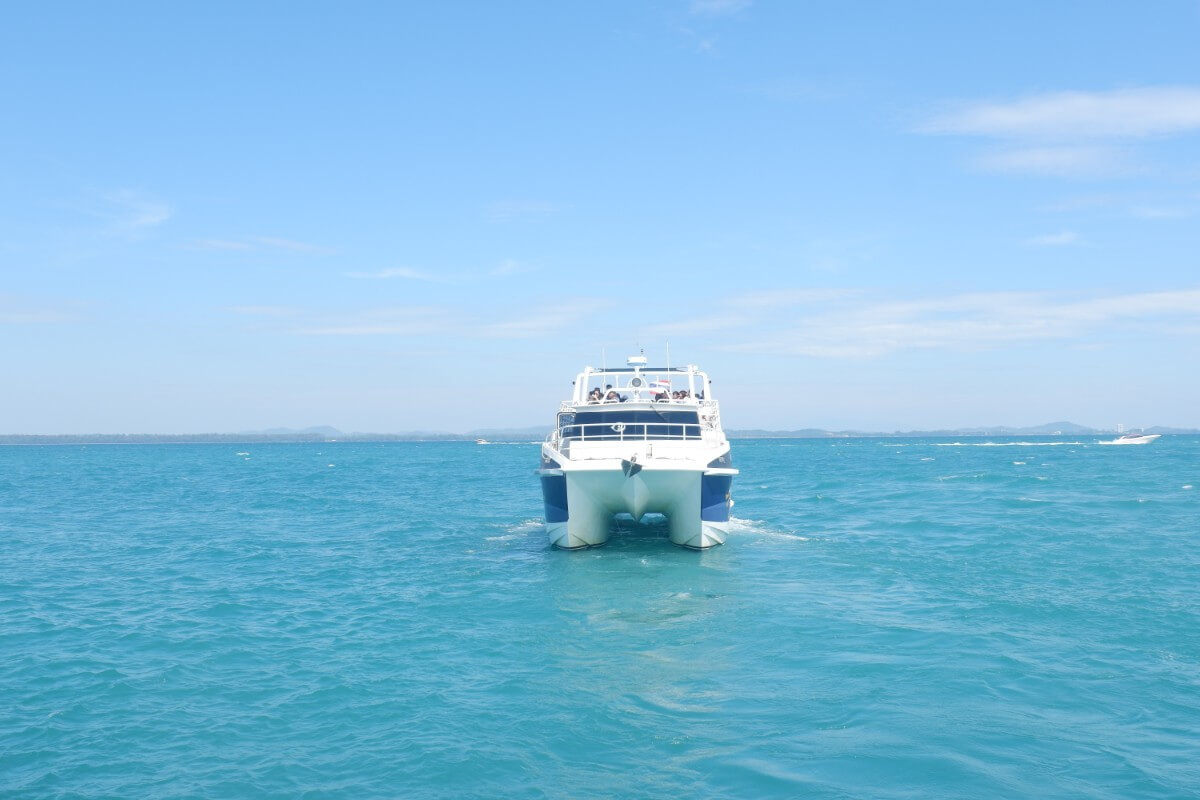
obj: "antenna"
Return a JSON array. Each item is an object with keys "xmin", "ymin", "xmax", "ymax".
[
  {"xmin": 665, "ymin": 340, "xmax": 670, "ymax": 372},
  {"xmin": 602, "ymin": 347, "xmax": 606, "ymax": 373}
]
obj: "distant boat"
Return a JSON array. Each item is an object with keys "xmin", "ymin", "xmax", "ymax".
[
  {"xmin": 1099, "ymin": 432, "xmax": 1161, "ymax": 445},
  {"xmin": 475, "ymin": 438, "xmax": 490, "ymax": 445}
]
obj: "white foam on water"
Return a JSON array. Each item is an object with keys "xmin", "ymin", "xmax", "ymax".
[
  {"xmin": 1183, "ymin": 485, "xmax": 1194, "ymax": 490},
  {"xmin": 728, "ymin": 516, "xmax": 809, "ymax": 542},
  {"xmin": 486, "ymin": 519, "xmax": 543, "ymax": 543},
  {"xmin": 1013, "ymin": 461, "xmax": 1026, "ymax": 465},
  {"xmin": 920, "ymin": 457, "xmax": 935, "ymax": 461},
  {"xmin": 933, "ymin": 441, "xmax": 1084, "ymax": 447},
  {"xmin": 235, "ymin": 451, "xmax": 249, "ymax": 456}
]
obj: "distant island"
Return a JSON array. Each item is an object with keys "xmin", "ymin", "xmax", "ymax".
[{"xmin": 2, "ymin": 421, "xmax": 1197, "ymax": 445}]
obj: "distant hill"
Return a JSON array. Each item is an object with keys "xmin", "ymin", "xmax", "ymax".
[
  {"xmin": 729, "ymin": 421, "xmax": 1200, "ymax": 438},
  {"xmin": 252, "ymin": 425, "xmax": 344, "ymax": 436},
  {"xmin": 3, "ymin": 421, "xmax": 1197, "ymax": 445}
]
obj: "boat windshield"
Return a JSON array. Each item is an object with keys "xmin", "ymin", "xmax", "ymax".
[{"xmin": 560, "ymin": 409, "xmax": 700, "ymax": 441}]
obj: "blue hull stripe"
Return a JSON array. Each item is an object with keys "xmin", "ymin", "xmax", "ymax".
[
  {"xmin": 701, "ymin": 474, "xmax": 733, "ymax": 522},
  {"xmin": 540, "ymin": 475, "xmax": 569, "ymax": 523}
]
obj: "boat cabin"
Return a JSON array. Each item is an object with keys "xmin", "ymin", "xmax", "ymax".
[{"xmin": 550, "ymin": 358, "xmax": 723, "ymax": 450}]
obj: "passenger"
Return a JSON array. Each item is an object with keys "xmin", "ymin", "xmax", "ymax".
[
  {"xmin": 604, "ymin": 390, "xmax": 619, "ymax": 403},
  {"xmin": 588, "ymin": 388, "xmax": 602, "ymax": 404}
]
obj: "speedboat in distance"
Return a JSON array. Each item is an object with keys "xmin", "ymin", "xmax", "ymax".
[
  {"xmin": 536, "ymin": 355, "xmax": 737, "ymax": 549},
  {"xmin": 1099, "ymin": 432, "xmax": 1162, "ymax": 445}
]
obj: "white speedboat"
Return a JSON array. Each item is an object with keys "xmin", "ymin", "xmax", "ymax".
[
  {"xmin": 536, "ymin": 355, "xmax": 737, "ymax": 549},
  {"xmin": 1099, "ymin": 432, "xmax": 1161, "ymax": 445}
]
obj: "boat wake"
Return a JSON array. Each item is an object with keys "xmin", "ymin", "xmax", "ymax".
[
  {"xmin": 728, "ymin": 516, "xmax": 809, "ymax": 542},
  {"xmin": 885, "ymin": 441, "xmax": 1083, "ymax": 447},
  {"xmin": 931, "ymin": 441, "xmax": 1084, "ymax": 447}
]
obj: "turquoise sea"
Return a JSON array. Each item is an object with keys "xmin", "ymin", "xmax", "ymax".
[{"xmin": 2, "ymin": 437, "xmax": 1198, "ymax": 798}]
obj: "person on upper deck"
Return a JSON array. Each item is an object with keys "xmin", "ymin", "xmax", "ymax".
[{"xmin": 604, "ymin": 390, "xmax": 620, "ymax": 403}]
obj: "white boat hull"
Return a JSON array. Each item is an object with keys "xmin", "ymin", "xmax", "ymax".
[
  {"xmin": 540, "ymin": 462, "xmax": 734, "ymax": 549},
  {"xmin": 1099, "ymin": 434, "xmax": 1161, "ymax": 445}
]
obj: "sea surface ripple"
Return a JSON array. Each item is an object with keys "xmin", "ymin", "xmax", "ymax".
[{"xmin": 2, "ymin": 438, "xmax": 1198, "ymax": 798}]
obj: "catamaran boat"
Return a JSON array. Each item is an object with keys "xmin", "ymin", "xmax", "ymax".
[
  {"xmin": 536, "ymin": 355, "xmax": 737, "ymax": 550},
  {"xmin": 1099, "ymin": 432, "xmax": 1161, "ymax": 445}
]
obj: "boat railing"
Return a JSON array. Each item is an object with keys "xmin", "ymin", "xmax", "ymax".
[{"xmin": 555, "ymin": 421, "xmax": 704, "ymax": 445}]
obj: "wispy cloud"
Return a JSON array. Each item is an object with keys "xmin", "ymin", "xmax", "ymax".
[
  {"xmin": 0, "ymin": 294, "xmax": 81, "ymax": 324},
  {"xmin": 921, "ymin": 87, "xmax": 1200, "ymax": 178},
  {"xmin": 345, "ymin": 267, "xmax": 443, "ymax": 281},
  {"xmin": 640, "ymin": 287, "xmax": 1200, "ymax": 357},
  {"xmin": 196, "ymin": 239, "xmax": 256, "ymax": 251},
  {"xmin": 730, "ymin": 288, "xmax": 855, "ymax": 308},
  {"xmin": 974, "ymin": 145, "xmax": 1133, "ymax": 177},
  {"xmin": 227, "ymin": 305, "xmax": 301, "ymax": 317},
  {"xmin": 922, "ymin": 87, "xmax": 1200, "ymax": 140},
  {"xmin": 480, "ymin": 299, "xmax": 611, "ymax": 339},
  {"xmin": 253, "ymin": 236, "xmax": 332, "ymax": 253},
  {"xmin": 720, "ymin": 288, "xmax": 1200, "ymax": 358},
  {"xmin": 0, "ymin": 309, "xmax": 75, "ymax": 324},
  {"xmin": 1130, "ymin": 205, "xmax": 1195, "ymax": 219},
  {"xmin": 646, "ymin": 289, "xmax": 852, "ymax": 337},
  {"xmin": 690, "ymin": 0, "xmax": 751, "ymax": 15},
  {"xmin": 294, "ymin": 306, "xmax": 449, "ymax": 336},
  {"xmin": 485, "ymin": 200, "xmax": 563, "ymax": 223},
  {"xmin": 745, "ymin": 77, "xmax": 837, "ymax": 103},
  {"xmin": 1025, "ymin": 230, "xmax": 1080, "ymax": 246},
  {"xmin": 193, "ymin": 236, "xmax": 333, "ymax": 254},
  {"xmin": 91, "ymin": 189, "xmax": 171, "ymax": 237},
  {"xmin": 489, "ymin": 258, "xmax": 534, "ymax": 277}
]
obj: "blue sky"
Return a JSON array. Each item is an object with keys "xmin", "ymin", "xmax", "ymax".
[{"xmin": 3, "ymin": 1, "xmax": 1199, "ymax": 433}]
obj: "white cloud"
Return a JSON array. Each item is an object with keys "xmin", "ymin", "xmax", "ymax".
[
  {"xmin": 485, "ymin": 200, "xmax": 562, "ymax": 223},
  {"xmin": 196, "ymin": 239, "xmax": 256, "ymax": 251},
  {"xmin": 228, "ymin": 305, "xmax": 300, "ymax": 316},
  {"xmin": 345, "ymin": 267, "xmax": 441, "ymax": 281},
  {"xmin": 974, "ymin": 146, "xmax": 1131, "ymax": 177},
  {"xmin": 1025, "ymin": 230, "xmax": 1080, "ymax": 246},
  {"xmin": 641, "ymin": 288, "xmax": 1200, "ymax": 358},
  {"xmin": 192, "ymin": 236, "xmax": 332, "ymax": 254},
  {"xmin": 730, "ymin": 288, "xmax": 855, "ymax": 308},
  {"xmin": 94, "ymin": 189, "xmax": 171, "ymax": 236},
  {"xmin": 0, "ymin": 294, "xmax": 79, "ymax": 324},
  {"xmin": 252, "ymin": 236, "xmax": 333, "ymax": 254},
  {"xmin": 481, "ymin": 299, "xmax": 611, "ymax": 339},
  {"xmin": 1131, "ymin": 206, "xmax": 1194, "ymax": 219},
  {"xmin": 923, "ymin": 87, "xmax": 1200, "ymax": 140},
  {"xmin": 0, "ymin": 309, "xmax": 74, "ymax": 324},
  {"xmin": 690, "ymin": 0, "xmax": 751, "ymax": 15},
  {"xmin": 721, "ymin": 289, "xmax": 1200, "ymax": 358},
  {"xmin": 489, "ymin": 258, "xmax": 534, "ymax": 277},
  {"xmin": 295, "ymin": 306, "xmax": 449, "ymax": 336}
]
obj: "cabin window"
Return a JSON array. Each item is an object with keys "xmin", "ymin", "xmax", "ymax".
[{"xmin": 562, "ymin": 410, "xmax": 700, "ymax": 440}]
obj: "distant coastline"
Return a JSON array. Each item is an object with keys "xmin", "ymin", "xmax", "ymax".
[{"xmin": 2, "ymin": 422, "xmax": 1197, "ymax": 445}]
